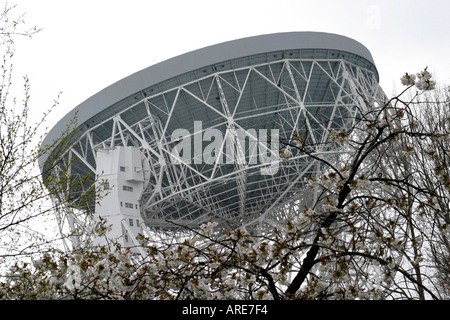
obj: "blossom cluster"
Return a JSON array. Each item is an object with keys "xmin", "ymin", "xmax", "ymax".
[
  {"xmin": 400, "ymin": 68, "xmax": 436, "ymax": 90},
  {"xmin": 327, "ymin": 129, "xmax": 349, "ymax": 144}
]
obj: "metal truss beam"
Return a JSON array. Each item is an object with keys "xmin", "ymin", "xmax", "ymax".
[{"xmin": 48, "ymin": 57, "xmax": 386, "ymax": 243}]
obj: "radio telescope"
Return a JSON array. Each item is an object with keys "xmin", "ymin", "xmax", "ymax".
[{"xmin": 39, "ymin": 32, "xmax": 386, "ymax": 250}]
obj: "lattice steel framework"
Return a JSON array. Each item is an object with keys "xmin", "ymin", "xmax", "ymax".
[{"xmin": 40, "ymin": 33, "xmax": 386, "ymax": 248}]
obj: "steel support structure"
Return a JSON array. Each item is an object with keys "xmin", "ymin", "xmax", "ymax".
[{"xmin": 48, "ymin": 56, "xmax": 386, "ymax": 248}]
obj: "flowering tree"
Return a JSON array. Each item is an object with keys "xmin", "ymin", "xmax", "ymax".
[
  {"xmin": 1, "ymin": 62, "xmax": 448, "ymax": 299},
  {"xmin": 0, "ymin": 2, "xmax": 103, "ymax": 274},
  {"xmin": 0, "ymin": 2, "xmax": 52, "ymax": 262}
]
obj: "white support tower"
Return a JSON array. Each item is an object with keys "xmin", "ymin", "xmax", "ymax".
[{"xmin": 94, "ymin": 146, "xmax": 147, "ymax": 251}]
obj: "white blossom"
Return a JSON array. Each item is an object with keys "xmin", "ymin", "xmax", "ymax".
[
  {"xmin": 401, "ymin": 68, "xmax": 436, "ymax": 90},
  {"xmin": 292, "ymin": 213, "xmax": 309, "ymax": 228},
  {"xmin": 294, "ymin": 139, "xmax": 303, "ymax": 148},
  {"xmin": 415, "ymin": 68, "xmax": 436, "ymax": 90},
  {"xmin": 64, "ymin": 265, "xmax": 82, "ymax": 292},
  {"xmin": 322, "ymin": 202, "xmax": 337, "ymax": 212},
  {"xmin": 199, "ymin": 220, "xmax": 218, "ymax": 236},
  {"xmin": 400, "ymin": 72, "xmax": 416, "ymax": 86},
  {"xmin": 328, "ymin": 129, "xmax": 349, "ymax": 144},
  {"xmin": 278, "ymin": 148, "xmax": 291, "ymax": 160}
]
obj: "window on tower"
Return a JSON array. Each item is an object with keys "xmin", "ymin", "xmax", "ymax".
[{"xmin": 123, "ymin": 185, "xmax": 133, "ymax": 192}]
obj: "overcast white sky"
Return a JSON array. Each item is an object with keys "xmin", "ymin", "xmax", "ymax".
[{"xmin": 11, "ymin": 0, "xmax": 450, "ymax": 129}]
